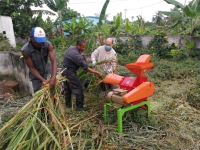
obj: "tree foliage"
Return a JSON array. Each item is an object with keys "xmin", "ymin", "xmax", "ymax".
[
  {"xmin": 0, "ymin": 0, "xmax": 43, "ymax": 16},
  {"xmin": 0, "ymin": 0, "xmax": 47, "ymax": 38},
  {"xmin": 61, "ymin": 7, "xmax": 80, "ymax": 20},
  {"xmin": 160, "ymin": 0, "xmax": 200, "ymax": 35},
  {"xmin": 43, "ymin": 0, "xmax": 69, "ymax": 37},
  {"xmin": 43, "ymin": 0, "xmax": 68, "ymax": 12}
]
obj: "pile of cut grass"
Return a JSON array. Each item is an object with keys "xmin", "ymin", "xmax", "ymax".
[{"xmin": 0, "ymin": 73, "xmax": 105, "ymax": 150}]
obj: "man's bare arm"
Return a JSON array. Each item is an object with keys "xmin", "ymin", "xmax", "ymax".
[
  {"xmin": 87, "ymin": 67, "xmax": 103, "ymax": 77},
  {"xmin": 22, "ymin": 51, "xmax": 46, "ymax": 82},
  {"xmin": 48, "ymin": 44, "xmax": 57, "ymax": 88}
]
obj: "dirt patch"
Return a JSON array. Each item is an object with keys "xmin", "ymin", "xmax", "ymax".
[{"xmin": 0, "ymin": 75, "xmax": 30, "ymax": 126}]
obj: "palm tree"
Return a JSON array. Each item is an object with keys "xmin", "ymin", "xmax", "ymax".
[
  {"xmin": 43, "ymin": 0, "xmax": 69, "ymax": 37},
  {"xmin": 131, "ymin": 16, "xmax": 134, "ymax": 23},
  {"xmin": 31, "ymin": 8, "xmax": 57, "ymax": 16},
  {"xmin": 152, "ymin": 11, "xmax": 164, "ymax": 25},
  {"xmin": 94, "ymin": 11, "xmax": 110, "ymax": 22},
  {"xmin": 136, "ymin": 15, "xmax": 145, "ymax": 27}
]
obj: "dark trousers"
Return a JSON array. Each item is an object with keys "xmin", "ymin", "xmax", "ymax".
[
  {"xmin": 31, "ymin": 79, "xmax": 42, "ymax": 93},
  {"xmin": 63, "ymin": 70, "xmax": 83, "ymax": 95},
  {"xmin": 63, "ymin": 70, "xmax": 84, "ymax": 107},
  {"xmin": 31, "ymin": 74, "xmax": 48, "ymax": 93}
]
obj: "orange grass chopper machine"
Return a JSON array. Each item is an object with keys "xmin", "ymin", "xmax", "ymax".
[{"xmin": 103, "ymin": 54, "xmax": 155, "ymax": 132}]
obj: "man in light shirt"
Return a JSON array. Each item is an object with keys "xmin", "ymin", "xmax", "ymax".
[
  {"xmin": 91, "ymin": 38, "xmax": 117, "ymax": 74},
  {"xmin": 91, "ymin": 38, "xmax": 118, "ymax": 93}
]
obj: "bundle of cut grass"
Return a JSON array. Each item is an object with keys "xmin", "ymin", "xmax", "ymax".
[
  {"xmin": 96, "ymin": 57, "xmax": 117, "ymax": 65},
  {"xmin": 0, "ymin": 72, "xmax": 105, "ymax": 150}
]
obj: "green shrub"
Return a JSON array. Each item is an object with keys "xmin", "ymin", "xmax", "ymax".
[
  {"xmin": 54, "ymin": 47, "xmax": 66, "ymax": 68},
  {"xmin": 0, "ymin": 33, "xmax": 15, "ymax": 51},
  {"xmin": 16, "ymin": 43, "xmax": 24, "ymax": 51},
  {"xmin": 170, "ymin": 48, "xmax": 188, "ymax": 60},
  {"xmin": 49, "ymin": 37, "xmax": 71, "ymax": 49},
  {"xmin": 117, "ymin": 52, "xmax": 141, "ymax": 66},
  {"xmin": 113, "ymin": 35, "xmax": 143, "ymax": 55},
  {"xmin": 117, "ymin": 54, "xmax": 129, "ymax": 66},
  {"xmin": 147, "ymin": 32, "xmax": 176, "ymax": 58}
]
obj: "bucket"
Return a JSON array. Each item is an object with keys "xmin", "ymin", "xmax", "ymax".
[{"xmin": 3, "ymin": 81, "xmax": 19, "ymax": 93}]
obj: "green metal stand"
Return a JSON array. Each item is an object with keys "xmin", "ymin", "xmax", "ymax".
[{"xmin": 104, "ymin": 101, "xmax": 150, "ymax": 133}]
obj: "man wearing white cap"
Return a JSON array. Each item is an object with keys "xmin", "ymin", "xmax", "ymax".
[{"xmin": 21, "ymin": 27, "xmax": 57, "ymax": 93}]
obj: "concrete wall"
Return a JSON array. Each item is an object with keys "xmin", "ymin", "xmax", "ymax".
[
  {"xmin": 113, "ymin": 35, "xmax": 200, "ymax": 49},
  {"xmin": 0, "ymin": 52, "xmax": 33, "ymax": 94},
  {"xmin": 15, "ymin": 35, "xmax": 200, "ymax": 49},
  {"xmin": 0, "ymin": 52, "xmax": 13, "ymax": 75},
  {"xmin": 15, "ymin": 36, "xmax": 29, "ymax": 45},
  {"xmin": 0, "ymin": 16, "xmax": 16, "ymax": 48}
]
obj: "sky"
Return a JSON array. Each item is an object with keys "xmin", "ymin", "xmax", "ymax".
[{"xmin": 32, "ymin": 0, "xmax": 189, "ymax": 22}]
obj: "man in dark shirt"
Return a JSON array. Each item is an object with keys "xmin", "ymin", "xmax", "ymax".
[
  {"xmin": 62, "ymin": 39, "xmax": 103, "ymax": 111},
  {"xmin": 21, "ymin": 27, "xmax": 57, "ymax": 93}
]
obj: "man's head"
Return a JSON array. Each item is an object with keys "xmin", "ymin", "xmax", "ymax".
[
  {"xmin": 105, "ymin": 38, "xmax": 114, "ymax": 52},
  {"xmin": 76, "ymin": 39, "xmax": 86, "ymax": 51},
  {"xmin": 30, "ymin": 27, "xmax": 47, "ymax": 48}
]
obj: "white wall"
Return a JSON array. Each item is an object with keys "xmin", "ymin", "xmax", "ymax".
[{"xmin": 0, "ymin": 16, "xmax": 16, "ymax": 48}]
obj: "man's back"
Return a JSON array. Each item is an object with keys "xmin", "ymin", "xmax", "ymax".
[{"xmin": 62, "ymin": 46, "xmax": 88, "ymax": 73}]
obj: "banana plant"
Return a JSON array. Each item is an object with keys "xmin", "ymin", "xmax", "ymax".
[
  {"xmin": 44, "ymin": 0, "xmax": 69, "ymax": 37},
  {"xmin": 85, "ymin": 32, "xmax": 97, "ymax": 53},
  {"xmin": 110, "ymin": 12, "xmax": 124, "ymax": 36},
  {"xmin": 63, "ymin": 0, "xmax": 110, "ymax": 54},
  {"xmin": 63, "ymin": 17, "xmax": 94, "ymax": 38},
  {"xmin": 131, "ymin": 15, "xmax": 149, "ymax": 35},
  {"xmin": 41, "ymin": 16, "xmax": 59, "ymax": 38},
  {"xmin": 185, "ymin": 38, "xmax": 195, "ymax": 50},
  {"xmin": 160, "ymin": 0, "xmax": 200, "ymax": 35},
  {"xmin": 125, "ymin": 18, "xmax": 133, "ymax": 35},
  {"xmin": 100, "ymin": 23, "xmax": 111, "ymax": 37},
  {"xmin": 89, "ymin": 0, "xmax": 110, "ymax": 49},
  {"xmin": 85, "ymin": 0, "xmax": 110, "ymax": 53}
]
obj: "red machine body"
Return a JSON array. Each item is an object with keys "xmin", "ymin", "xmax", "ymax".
[
  {"xmin": 119, "ymin": 76, "xmax": 148, "ymax": 92},
  {"xmin": 119, "ymin": 76, "xmax": 148, "ymax": 105}
]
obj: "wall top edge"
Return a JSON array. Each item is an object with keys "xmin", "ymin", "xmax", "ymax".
[{"xmin": 0, "ymin": 51, "xmax": 21, "ymax": 56}]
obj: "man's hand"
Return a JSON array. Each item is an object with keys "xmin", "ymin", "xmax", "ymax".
[
  {"xmin": 92, "ymin": 60, "xmax": 96, "ymax": 66},
  {"xmin": 42, "ymin": 80, "xmax": 48, "ymax": 87},
  {"xmin": 87, "ymin": 68, "xmax": 103, "ymax": 78},
  {"xmin": 49, "ymin": 77, "xmax": 57, "ymax": 89},
  {"xmin": 97, "ymin": 72, "xmax": 103, "ymax": 78}
]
